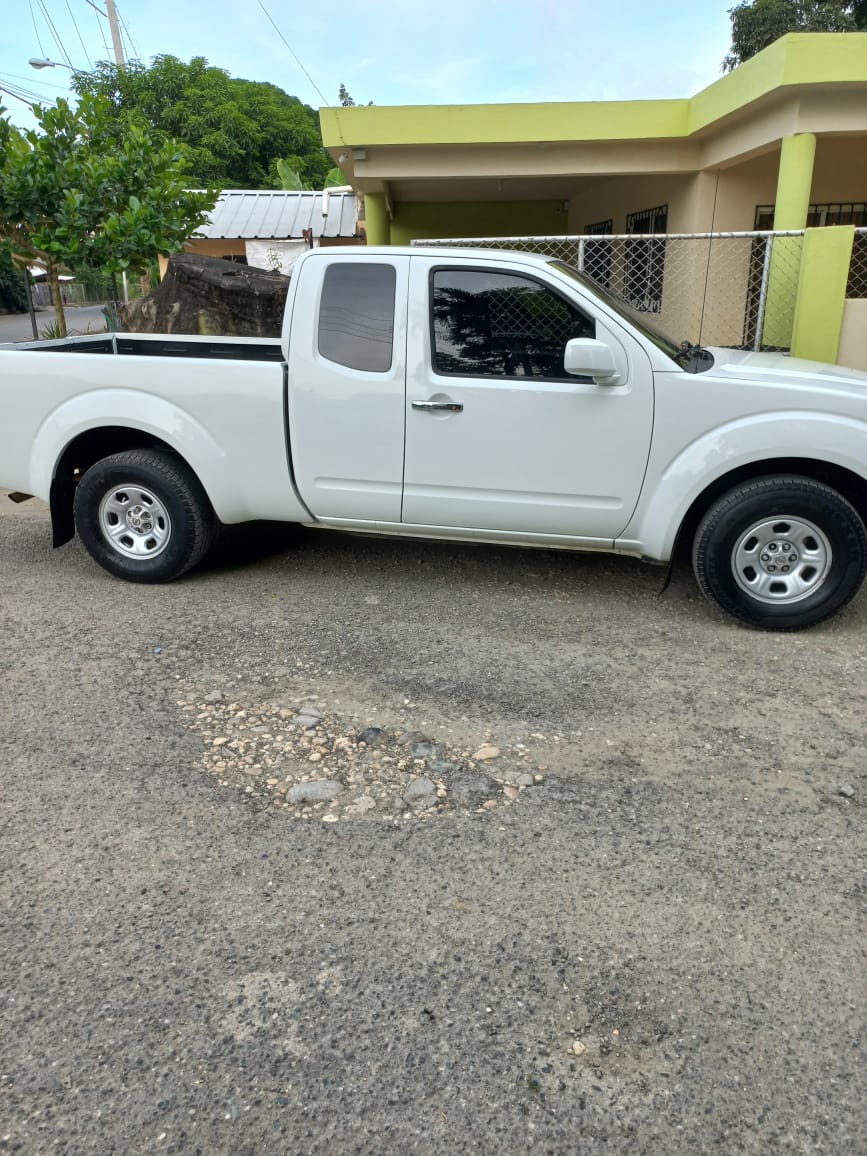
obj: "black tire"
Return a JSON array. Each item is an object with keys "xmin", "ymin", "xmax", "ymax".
[
  {"xmin": 73, "ymin": 449, "xmax": 215, "ymax": 583},
  {"xmin": 692, "ymin": 475, "xmax": 867, "ymax": 630}
]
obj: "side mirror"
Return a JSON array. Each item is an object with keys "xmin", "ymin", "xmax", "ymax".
[{"xmin": 563, "ymin": 337, "xmax": 619, "ymax": 383}]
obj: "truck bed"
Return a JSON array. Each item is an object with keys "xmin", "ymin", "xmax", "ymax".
[{"xmin": 11, "ymin": 332, "xmax": 284, "ymax": 362}]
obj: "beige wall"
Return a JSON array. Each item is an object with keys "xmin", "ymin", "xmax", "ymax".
[
  {"xmin": 567, "ymin": 174, "xmax": 700, "ymax": 235},
  {"xmin": 812, "ymin": 137, "xmax": 867, "ymax": 202},
  {"xmin": 838, "ymin": 299, "xmax": 867, "ymax": 372}
]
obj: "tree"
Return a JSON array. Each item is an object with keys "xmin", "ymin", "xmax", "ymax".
[
  {"xmin": 723, "ymin": 1, "xmax": 867, "ymax": 70},
  {"xmin": 0, "ymin": 248, "xmax": 27, "ymax": 313},
  {"xmin": 72, "ymin": 56, "xmax": 331, "ymax": 189},
  {"xmin": 0, "ymin": 95, "xmax": 216, "ymax": 337}
]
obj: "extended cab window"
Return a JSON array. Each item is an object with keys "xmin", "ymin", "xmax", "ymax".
[
  {"xmin": 318, "ymin": 263, "xmax": 396, "ymax": 372},
  {"xmin": 432, "ymin": 268, "xmax": 594, "ymax": 379}
]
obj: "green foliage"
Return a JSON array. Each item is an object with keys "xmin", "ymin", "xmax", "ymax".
[
  {"xmin": 275, "ymin": 160, "xmax": 305, "ymax": 190},
  {"xmin": 0, "ymin": 247, "xmax": 27, "ymax": 312},
  {"xmin": 40, "ymin": 319, "xmax": 65, "ymax": 340},
  {"xmin": 723, "ymin": 1, "xmax": 867, "ymax": 70},
  {"xmin": 72, "ymin": 55, "xmax": 331, "ymax": 189},
  {"xmin": 0, "ymin": 94, "xmax": 217, "ymax": 335}
]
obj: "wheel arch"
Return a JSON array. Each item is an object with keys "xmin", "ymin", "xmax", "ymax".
[
  {"xmin": 673, "ymin": 457, "xmax": 867, "ymax": 563},
  {"xmin": 50, "ymin": 426, "xmax": 197, "ymax": 548}
]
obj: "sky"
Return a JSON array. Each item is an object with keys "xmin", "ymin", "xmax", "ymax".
[{"xmin": 1, "ymin": 0, "xmax": 735, "ymax": 131}]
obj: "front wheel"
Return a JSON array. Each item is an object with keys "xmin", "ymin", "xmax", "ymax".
[
  {"xmin": 73, "ymin": 449, "xmax": 215, "ymax": 582},
  {"xmin": 692, "ymin": 476, "xmax": 867, "ymax": 630}
]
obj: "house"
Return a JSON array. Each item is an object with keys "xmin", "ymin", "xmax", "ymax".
[
  {"xmin": 161, "ymin": 188, "xmax": 362, "ymax": 278},
  {"xmin": 319, "ymin": 33, "xmax": 867, "ymax": 369}
]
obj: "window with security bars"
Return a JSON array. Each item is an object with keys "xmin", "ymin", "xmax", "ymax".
[
  {"xmin": 431, "ymin": 268, "xmax": 594, "ymax": 379},
  {"xmin": 625, "ymin": 204, "xmax": 668, "ymax": 312},
  {"xmin": 583, "ymin": 219, "xmax": 614, "ymax": 288},
  {"xmin": 755, "ymin": 202, "xmax": 867, "ymax": 229}
]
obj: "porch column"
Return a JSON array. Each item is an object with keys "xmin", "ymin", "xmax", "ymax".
[
  {"xmin": 363, "ymin": 193, "xmax": 390, "ymax": 245},
  {"xmin": 762, "ymin": 133, "xmax": 816, "ymax": 348}
]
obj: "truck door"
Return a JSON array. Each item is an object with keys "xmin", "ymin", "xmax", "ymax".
[
  {"xmin": 287, "ymin": 254, "xmax": 409, "ymax": 522},
  {"xmin": 402, "ymin": 257, "xmax": 654, "ymax": 540}
]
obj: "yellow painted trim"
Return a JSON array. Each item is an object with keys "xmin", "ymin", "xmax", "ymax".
[
  {"xmin": 791, "ymin": 226, "xmax": 856, "ymax": 363},
  {"xmin": 320, "ymin": 33, "xmax": 867, "ymax": 149}
]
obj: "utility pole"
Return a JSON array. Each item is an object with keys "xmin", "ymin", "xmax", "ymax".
[{"xmin": 104, "ymin": 0, "xmax": 125, "ymax": 67}]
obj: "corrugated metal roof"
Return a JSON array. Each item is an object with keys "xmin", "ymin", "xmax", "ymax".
[{"xmin": 196, "ymin": 190, "xmax": 359, "ymax": 240}]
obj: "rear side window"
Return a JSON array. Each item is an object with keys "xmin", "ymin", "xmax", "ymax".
[{"xmin": 318, "ymin": 263, "xmax": 396, "ymax": 372}]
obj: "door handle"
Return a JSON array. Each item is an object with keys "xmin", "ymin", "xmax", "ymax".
[{"xmin": 412, "ymin": 399, "xmax": 463, "ymax": 412}]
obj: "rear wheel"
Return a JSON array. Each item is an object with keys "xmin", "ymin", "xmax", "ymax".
[
  {"xmin": 74, "ymin": 449, "xmax": 215, "ymax": 582},
  {"xmin": 692, "ymin": 476, "xmax": 867, "ymax": 630}
]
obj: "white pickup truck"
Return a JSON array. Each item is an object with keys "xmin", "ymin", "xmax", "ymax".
[{"xmin": 3, "ymin": 245, "xmax": 867, "ymax": 630}]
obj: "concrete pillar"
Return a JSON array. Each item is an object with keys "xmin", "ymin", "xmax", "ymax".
[
  {"xmin": 363, "ymin": 193, "xmax": 389, "ymax": 245},
  {"xmin": 772, "ymin": 133, "xmax": 817, "ymax": 231},
  {"xmin": 762, "ymin": 133, "xmax": 816, "ymax": 348},
  {"xmin": 791, "ymin": 226, "xmax": 855, "ymax": 363}
]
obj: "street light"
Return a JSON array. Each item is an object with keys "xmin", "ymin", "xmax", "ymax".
[{"xmin": 28, "ymin": 58, "xmax": 75, "ymax": 71}]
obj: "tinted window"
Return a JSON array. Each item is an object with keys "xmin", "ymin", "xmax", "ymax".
[
  {"xmin": 432, "ymin": 269, "xmax": 594, "ymax": 379},
  {"xmin": 318, "ymin": 263, "xmax": 396, "ymax": 372}
]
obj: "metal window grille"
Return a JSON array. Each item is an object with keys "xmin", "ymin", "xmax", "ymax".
[
  {"xmin": 412, "ymin": 231, "xmax": 806, "ymax": 352},
  {"xmin": 847, "ymin": 228, "xmax": 867, "ymax": 299},
  {"xmin": 756, "ymin": 203, "xmax": 867, "ymax": 229}
]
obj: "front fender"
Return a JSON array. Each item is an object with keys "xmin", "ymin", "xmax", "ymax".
[{"xmin": 619, "ymin": 412, "xmax": 867, "ymax": 561}]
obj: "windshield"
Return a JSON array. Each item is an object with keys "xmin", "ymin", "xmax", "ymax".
[{"xmin": 548, "ymin": 259, "xmax": 714, "ymax": 373}]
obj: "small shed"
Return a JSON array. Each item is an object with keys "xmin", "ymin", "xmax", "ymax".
[{"xmin": 163, "ymin": 189, "xmax": 362, "ymax": 277}]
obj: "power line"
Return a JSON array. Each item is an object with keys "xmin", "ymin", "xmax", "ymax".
[
  {"xmin": 36, "ymin": 0, "xmax": 75, "ymax": 68},
  {"xmin": 0, "ymin": 79, "xmax": 46, "ymax": 104},
  {"xmin": 29, "ymin": 0, "xmax": 46, "ymax": 57},
  {"xmin": 116, "ymin": 4, "xmax": 141, "ymax": 62},
  {"xmin": 90, "ymin": 0, "xmax": 111, "ymax": 57},
  {"xmin": 65, "ymin": 0, "xmax": 93, "ymax": 68},
  {"xmin": 0, "ymin": 70, "xmax": 69, "ymax": 91},
  {"xmin": 254, "ymin": 0, "xmax": 329, "ymax": 106}
]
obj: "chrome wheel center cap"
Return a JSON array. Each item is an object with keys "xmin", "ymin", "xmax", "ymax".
[
  {"xmin": 758, "ymin": 539, "xmax": 799, "ymax": 575},
  {"xmin": 126, "ymin": 504, "xmax": 153, "ymax": 533}
]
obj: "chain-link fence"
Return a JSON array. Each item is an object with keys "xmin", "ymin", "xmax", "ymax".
[
  {"xmin": 29, "ymin": 272, "xmax": 149, "ymax": 309},
  {"xmin": 413, "ymin": 231, "xmax": 807, "ymax": 352},
  {"xmin": 847, "ymin": 228, "xmax": 867, "ymax": 300}
]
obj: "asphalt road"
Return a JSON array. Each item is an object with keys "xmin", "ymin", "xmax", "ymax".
[
  {"xmin": 1, "ymin": 505, "xmax": 865, "ymax": 1154},
  {"xmin": 0, "ymin": 305, "xmax": 110, "ymax": 343}
]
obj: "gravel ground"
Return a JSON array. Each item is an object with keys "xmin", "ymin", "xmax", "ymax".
[{"xmin": 1, "ymin": 508, "xmax": 865, "ymax": 1154}]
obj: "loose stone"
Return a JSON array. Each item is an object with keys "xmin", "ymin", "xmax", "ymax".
[
  {"xmin": 410, "ymin": 740, "xmax": 445, "ymax": 761},
  {"xmin": 286, "ymin": 780, "xmax": 344, "ymax": 804},
  {"xmin": 473, "ymin": 744, "xmax": 500, "ymax": 761},
  {"xmin": 839, "ymin": 783, "xmax": 856, "ymax": 798},
  {"xmin": 404, "ymin": 776, "xmax": 438, "ymax": 809},
  {"xmin": 344, "ymin": 795, "xmax": 376, "ymax": 815},
  {"xmin": 356, "ymin": 727, "xmax": 386, "ymax": 746},
  {"xmin": 517, "ymin": 773, "xmax": 535, "ymax": 787},
  {"xmin": 449, "ymin": 770, "xmax": 497, "ymax": 808}
]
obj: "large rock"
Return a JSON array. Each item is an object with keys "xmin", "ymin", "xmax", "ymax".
[{"xmin": 119, "ymin": 252, "xmax": 290, "ymax": 336}]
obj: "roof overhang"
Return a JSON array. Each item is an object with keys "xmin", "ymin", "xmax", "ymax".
[{"xmin": 320, "ymin": 33, "xmax": 867, "ymax": 199}]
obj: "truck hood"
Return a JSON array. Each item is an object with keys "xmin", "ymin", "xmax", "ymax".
[{"xmin": 704, "ymin": 346, "xmax": 867, "ymax": 389}]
